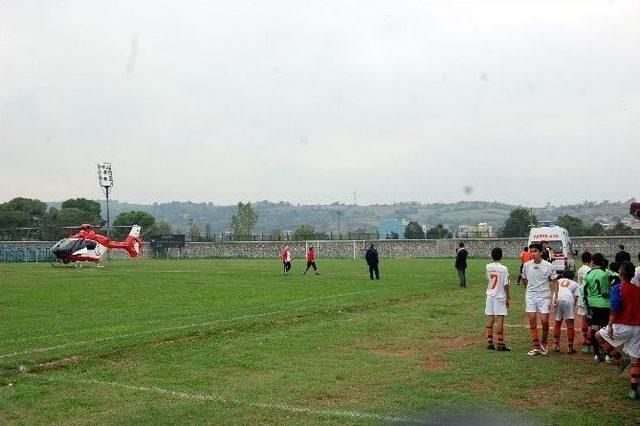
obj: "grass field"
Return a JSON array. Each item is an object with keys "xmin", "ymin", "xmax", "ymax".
[{"xmin": 1, "ymin": 258, "xmax": 639, "ymax": 425}]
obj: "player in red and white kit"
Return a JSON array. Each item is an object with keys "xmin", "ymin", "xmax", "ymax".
[
  {"xmin": 552, "ymin": 272, "xmax": 580, "ymax": 354},
  {"xmin": 280, "ymin": 245, "xmax": 292, "ymax": 275},
  {"xmin": 303, "ymin": 246, "xmax": 320, "ymax": 275},
  {"xmin": 485, "ymin": 247, "xmax": 511, "ymax": 351}
]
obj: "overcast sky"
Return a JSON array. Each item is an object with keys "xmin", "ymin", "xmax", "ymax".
[{"xmin": 1, "ymin": 1, "xmax": 638, "ymax": 206}]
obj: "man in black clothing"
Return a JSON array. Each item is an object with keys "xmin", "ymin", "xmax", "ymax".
[
  {"xmin": 615, "ymin": 244, "xmax": 631, "ymax": 264},
  {"xmin": 455, "ymin": 242, "xmax": 468, "ymax": 287},
  {"xmin": 365, "ymin": 243, "xmax": 380, "ymax": 280}
]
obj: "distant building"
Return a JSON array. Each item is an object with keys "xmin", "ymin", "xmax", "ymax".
[{"xmin": 456, "ymin": 223, "xmax": 495, "ymax": 238}]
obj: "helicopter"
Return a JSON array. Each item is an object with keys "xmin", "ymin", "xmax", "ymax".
[{"xmin": 51, "ymin": 223, "xmax": 142, "ymax": 267}]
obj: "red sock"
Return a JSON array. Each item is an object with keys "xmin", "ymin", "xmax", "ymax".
[
  {"xmin": 486, "ymin": 326, "xmax": 493, "ymax": 346},
  {"xmin": 553, "ymin": 322, "xmax": 561, "ymax": 346},
  {"xmin": 497, "ymin": 331, "xmax": 504, "ymax": 348},
  {"xmin": 567, "ymin": 326, "xmax": 575, "ymax": 348},
  {"xmin": 631, "ymin": 360, "xmax": 640, "ymax": 392},
  {"xmin": 530, "ymin": 327, "xmax": 540, "ymax": 349}
]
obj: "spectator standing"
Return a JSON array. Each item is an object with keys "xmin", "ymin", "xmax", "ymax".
[
  {"xmin": 455, "ymin": 242, "xmax": 468, "ymax": 288},
  {"xmin": 365, "ymin": 244, "xmax": 380, "ymax": 280},
  {"xmin": 615, "ymin": 244, "xmax": 631, "ymax": 264}
]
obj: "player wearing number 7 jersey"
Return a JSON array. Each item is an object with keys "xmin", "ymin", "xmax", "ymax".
[{"xmin": 485, "ymin": 247, "xmax": 511, "ymax": 351}]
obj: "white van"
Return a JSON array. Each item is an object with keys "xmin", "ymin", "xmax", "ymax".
[{"xmin": 528, "ymin": 224, "xmax": 575, "ymax": 272}]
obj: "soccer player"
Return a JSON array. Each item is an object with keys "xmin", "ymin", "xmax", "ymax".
[
  {"xmin": 485, "ymin": 247, "xmax": 511, "ymax": 351},
  {"xmin": 577, "ymin": 251, "xmax": 592, "ymax": 354},
  {"xmin": 583, "ymin": 253, "xmax": 611, "ymax": 361},
  {"xmin": 594, "ymin": 261, "xmax": 640, "ymax": 400},
  {"xmin": 517, "ymin": 246, "xmax": 531, "ymax": 285},
  {"xmin": 552, "ymin": 271, "xmax": 579, "ymax": 354},
  {"xmin": 280, "ymin": 245, "xmax": 292, "ymax": 275},
  {"xmin": 521, "ymin": 243, "xmax": 559, "ymax": 356},
  {"xmin": 302, "ymin": 246, "xmax": 320, "ymax": 275}
]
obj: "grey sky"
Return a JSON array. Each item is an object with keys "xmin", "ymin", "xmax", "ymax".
[{"xmin": 1, "ymin": 1, "xmax": 638, "ymax": 206}]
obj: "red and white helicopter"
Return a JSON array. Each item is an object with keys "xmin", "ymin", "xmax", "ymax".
[{"xmin": 51, "ymin": 223, "xmax": 142, "ymax": 267}]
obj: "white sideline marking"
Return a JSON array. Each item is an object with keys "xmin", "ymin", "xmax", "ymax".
[
  {"xmin": 0, "ymin": 308, "xmax": 304, "ymax": 359},
  {"xmin": 3, "ymin": 284, "xmax": 428, "ymax": 359},
  {"xmin": 55, "ymin": 377, "xmax": 421, "ymax": 423},
  {"xmin": 3, "ymin": 290, "xmax": 376, "ymax": 344}
]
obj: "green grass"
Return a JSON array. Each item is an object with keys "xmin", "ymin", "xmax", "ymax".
[{"xmin": 1, "ymin": 259, "xmax": 639, "ymax": 425}]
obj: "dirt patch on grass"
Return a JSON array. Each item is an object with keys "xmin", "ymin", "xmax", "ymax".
[
  {"xmin": 438, "ymin": 336, "xmax": 474, "ymax": 350},
  {"xmin": 421, "ymin": 358, "xmax": 449, "ymax": 370}
]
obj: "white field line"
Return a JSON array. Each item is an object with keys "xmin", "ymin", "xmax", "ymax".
[
  {"xmin": 48, "ymin": 377, "xmax": 422, "ymax": 423},
  {"xmin": 0, "ymin": 308, "xmax": 309, "ymax": 359},
  {"xmin": 3, "ymin": 290, "xmax": 374, "ymax": 344},
  {"xmin": 4, "ymin": 282, "xmax": 427, "ymax": 346},
  {"xmin": 1, "ymin": 284, "xmax": 427, "ymax": 359}
]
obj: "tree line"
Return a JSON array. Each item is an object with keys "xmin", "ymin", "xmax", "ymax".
[{"xmin": 1, "ymin": 198, "xmax": 637, "ymax": 241}]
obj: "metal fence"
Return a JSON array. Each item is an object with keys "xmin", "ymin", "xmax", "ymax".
[{"xmin": 1, "ymin": 246, "xmax": 56, "ymax": 263}]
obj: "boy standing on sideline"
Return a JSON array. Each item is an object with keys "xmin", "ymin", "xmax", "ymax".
[
  {"xmin": 365, "ymin": 243, "xmax": 380, "ymax": 280},
  {"xmin": 583, "ymin": 253, "xmax": 611, "ymax": 361},
  {"xmin": 577, "ymin": 251, "xmax": 592, "ymax": 354},
  {"xmin": 280, "ymin": 245, "xmax": 292, "ymax": 275},
  {"xmin": 455, "ymin": 242, "xmax": 468, "ymax": 288},
  {"xmin": 552, "ymin": 271, "xmax": 580, "ymax": 354},
  {"xmin": 521, "ymin": 243, "xmax": 559, "ymax": 356},
  {"xmin": 517, "ymin": 246, "xmax": 532, "ymax": 284},
  {"xmin": 595, "ymin": 261, "xmax": 640, "ymax": 400},
  {"xmin": 485, "ymin": 247, "xmax": 511, "ymax": 351},
  {"xmin": 303, "ymin": 246, "xmax": 320, "ymax": 275}
]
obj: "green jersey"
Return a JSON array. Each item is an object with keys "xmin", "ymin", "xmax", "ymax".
[{"xmin": 583, "ymin": 268, "xmax": 610, "ymax": 309}]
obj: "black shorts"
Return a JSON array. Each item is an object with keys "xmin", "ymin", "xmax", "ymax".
[{"xmin": 588, "ymin": 307, "xmax": 610, "ymax": 327}]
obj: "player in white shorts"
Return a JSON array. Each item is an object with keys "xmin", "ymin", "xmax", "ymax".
[
  {"xmin": 576, "ymin": 251, "xmax": 592, "ymax": 354},
  {"xmin": 484, "ymin": 247, "xmax": 511, "ymax": 352},
  {"xmin": 521, "ymin": 243, "xmax": 559, "ymax": 356},
  {"xmin": 552, "ymin": 272, "xmax": 579, "ymax": 354}
]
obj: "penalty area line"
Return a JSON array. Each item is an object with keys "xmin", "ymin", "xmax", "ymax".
[{"xmin": 47, "ymin": 377, "xmax": 421, "ymax": 423}]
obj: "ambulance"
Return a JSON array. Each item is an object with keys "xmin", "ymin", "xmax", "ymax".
[{"xmin": 527, "ymin": 222, "xmax": 575, "ymax": 272}]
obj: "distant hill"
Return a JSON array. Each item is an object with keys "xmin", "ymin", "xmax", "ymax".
[{"xmin": 46, "ymin": 200, "xmax": 635, "ymax": 235}]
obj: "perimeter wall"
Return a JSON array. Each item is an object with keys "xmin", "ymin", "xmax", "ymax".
[{"xmin": 2, "ymin": 237, "xmax": 639, "ymax": 262}]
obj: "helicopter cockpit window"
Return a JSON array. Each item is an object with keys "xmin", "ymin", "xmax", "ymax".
[{"xmin": 84, "ymin": 240, "xmax": 97, "ymax": 250}]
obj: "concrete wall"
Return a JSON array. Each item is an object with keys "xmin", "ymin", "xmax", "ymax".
[{"xmin": 2, "ymin": 237, "xmax": 639, "ymax": 262}]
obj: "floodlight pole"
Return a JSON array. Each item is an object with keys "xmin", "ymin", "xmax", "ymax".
[{"xmin": 105, "ymin": 186, "xmax": 110, "ymax": 240}]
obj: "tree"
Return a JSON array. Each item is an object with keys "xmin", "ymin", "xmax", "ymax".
[
  {"xmin": 501, "ymin": 208, "xmax": 537, "ymax": 237},
  {"xmin": 146, "ymin": 219, "xmax": 173, "ymax": 238},
  {"xmin": 557, "ymin": 215, "xmax": 586, "ymax": 236},
  {"xmin": 0, "ymin": 197, "xmax": 47, "ymax": 231},
  {"xmin": 113, "ymin": 211, "xmax": 156, "ymax": 239},
  {"xmin": 229, "ymin": 202, "xmax": 258, "ymax": 240},
  {"xmin": 61, "ymin": 198, "xmax": 101, "ymax": 221},
  {"xmin": 293, "ymin": 224, "xmax": 316, "ymax": 240},
  {"xmin": 607, "ymin": 221, "xmax": 636, "ymax": 236},
  {"xmin": 589, "ymin": 222, "xmax": 605, "ymax": 236},
  {"xmin": 404, "ymin": 221, "xmax": 425, "ymax": 239},
  {"xmin": 425, "ymin": 224, "xmax": 452, "ymax": 239},
  {"xmin": 386, "ymin": 231, "xmax": 399, "ymax": 239}
]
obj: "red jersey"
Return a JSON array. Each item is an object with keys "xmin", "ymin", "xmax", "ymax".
[
  {"xmin": 306, "ymin": 250, "xmax": 315, "ymax": 262},
  {"xmin": 520, "ymin": 251, "xmax": 532, "ymax": 263},
  {"xmin": 611, "ymin": 280, "xmax": 640, "ymax": 326}
]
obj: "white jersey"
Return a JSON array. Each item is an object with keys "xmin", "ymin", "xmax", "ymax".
[
  {"xmin": 577, "ymin": 265, "xmax": 591, "ymax": 285},
  {"xmin": 522, "ymin": 259, "xmax": 558, "ymax": 297},
  {"xmin": 632, "ymin": 266, "xmax": 640, "ymax": 286},
  {"xmin": 576, "ymin": 264, "xmax": 591, "ymax": 308},
  {"xmin": 486, "ymin": 262, "xmax": 509, "ymax": 299},
  {"xmin": 557, "ymin": 278, "xmax": 579, "ymax": 302}
]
